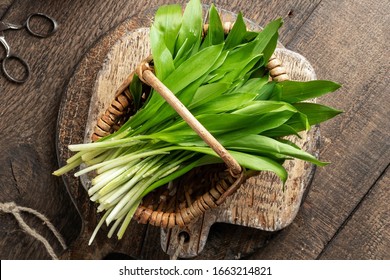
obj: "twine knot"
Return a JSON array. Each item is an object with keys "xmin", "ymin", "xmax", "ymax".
[
  {"xmin": 0, "ymin": 201, "xmax": 18, "ymax": 213},
  {"xmin": 0, "ymin": 201, "xmax": 67, "ymax": 260}
]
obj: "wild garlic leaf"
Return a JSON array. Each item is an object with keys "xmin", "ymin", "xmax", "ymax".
[
  {"xmin": 191, "ymin": 92, "xmax": 258, "ymax": 115},
  {"xmin": 189, "ymin": 82, "xmax": 231, "ymax": 108},
  {"xmin": 252, "ymin": 18, "xmax": 283, "ymax": 63},
  {"xmin": 262, "ymin": 124, "xmax": 301, "ymax": 138},
  {"xmin": 211, "ymin": 38, "xmax": 264, "ymax": 73},
  {"xmin": 227, "ymin": 150, "xmax": 288, "ymax": 183},
  {"xmin": 221, "ymin": 135, "xmax": 327, "ymax": 166},
  {"xmin": 129, "ymin": 74, "xmax": 143, "ymax": 110},
  {"xmin": 287, "ymin": 103, "xmax": 342, "ymax": 130},
  {"xmin": 150, "ymin": 25, "xmax": 175, "ymax": 81},
  {"xmin": 208, "ymin": 17, "xmax": 282, "ymax": 83},
  {"xmin": 217, "ymin": 54, "xmax": 262, "ymax": 84},
  {"xmin": 153, "ymin": 4, "xmax": 182, "ymax": 56},
  {"xmin": 132, "ymin": 43, "xmax": 224, "ymax": 131},
  {"xmin": 255, "ymin": 81, "xmax": 277, "ymax": 100},
  {"xmin": 163, "ymin": 44, "xmax": 224, "ymax": 93},
  {"xmin": 277, "ymin": 80, "xmax": 341, "ymax": 103},
  {"xmin": 229, "ymin": 110, "xmax": 295, "ymax": 136},
  {"xmin": 173, "ymin": 39, "xmax": 191, "ymax": 67},
  {"xmin": 175, "ymin": 146, "xmax": 288, "ymax": 183},
  {"xmin": 201, "ymin": 4, "xmax": 224, "ymax": 49},
  {"xmin": 175, "ymin": 0, "xmax": 202, "ymax": 58},
  {"xmin": 233, "ymin": 100, "xmax": 298, "ymax": 115},
  {"xmin": 224, "ymin": 12, "xmax": 247, "ymax": 49},
  {"xmin": 54, "ymin": 0, "xmax": 343, "ymax": 242},
  {"xmin": 234, "ymin": 76, "xmax": 269, "ymax": 94}
]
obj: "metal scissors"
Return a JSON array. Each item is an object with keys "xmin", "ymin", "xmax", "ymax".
[{"xmin": 0, "ymin": 13, "xmax": 58, "ymax": 83}]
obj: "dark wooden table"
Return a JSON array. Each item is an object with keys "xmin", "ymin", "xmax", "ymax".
[{"xmin": 0, "ymin": 0, "xmax": 388, "ymax": 260}]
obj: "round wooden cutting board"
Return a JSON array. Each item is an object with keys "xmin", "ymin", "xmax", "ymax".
[{"xmin": 56, "ymin": 8, "xmax": 319, "ymax": 259}]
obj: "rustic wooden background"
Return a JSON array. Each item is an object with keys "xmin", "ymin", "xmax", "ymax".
[{"xmin": 0, "ymin": 0, "xmax": 388, "ymax": 259}]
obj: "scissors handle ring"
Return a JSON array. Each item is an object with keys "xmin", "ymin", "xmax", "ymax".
[
  {"xmin": 2, "ymin": 54, "xmax": 30, "ymax": 83},
  {"xmin": 25, "ymin": 13, "xmax": 58, "ymax": 38}
]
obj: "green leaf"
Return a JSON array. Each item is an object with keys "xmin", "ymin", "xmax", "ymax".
[
  {"xmin": 234, "ymin": 76, "xmax": 269, "ymax": 95},
  {"xmin": 128, "ymin": 44, "xmax": 224, "ymax": 131},
  {"xmin": 208, "ymin": 50, "xmax": 229, "ymax": 72},
  {"xmin": 173, "ymin": 39, "xmax": 191, "ymax": 67},
  {"xmin": 233, "ymin": 100, "xmax": 297, "ymax": 115},
  {"xmin": 224, "ymin": 12, "xmax": 247, "ymax": 49},
  {"xmin": 252, "ymin": 18, "xmax": 283, "ymax": 63},
  {"xmin": 262, "ymin": 33, "xmax": 278, "ymax": 64},
  {"xmin": 217, "ymin": 54, "xmax": 262, "ymax": 84},
  {"xmin": 211, "ymin": 39, "xmax": 262, "ymax": 74},
  {"xmin": 201, "ymin": 4, "xmax": 224, "ymax": 49},
  {"xmin": 189, "ymin": 82, "xmax": 231, "ymax": 108},
  {"xmin": 227, "ymin": 110, "xmax": 295, "ymax": 138},
  {"xmin": 150, "ymin": 25, "xmax": 175, "ymax": 81},
  {"xmin": 173, "ymin": 146, "xmax": 288, "ymax": 183},
  {"xmin": 228, "ymin": 150, "xmax": 287, "ymax": 183},
  {"xmin": 175, "ymin": 0, "xmax": 203, "ymax": 57},
  {"xmin": 141, "ymin": 154, "xmax": 222, "ymax": 196},
  {"xmin": 207, "ymin": 18, "xmax": 282, "ymax": 80},
  {"xmin": 255, "ymin": 81, "xmax": 277, "ymax": 100},
  {"xmin": 244, "ymin": 31, "xmax": 259, "ymax": 42},
  {"xmin": 262, "ymin": 124, "xmax": 300, "ymax": 138},
  {"xmin": 151, "ymin": 109, "xmax": 294, "ymax": 146},
  {"xmin": 191, "ymin": 92, "xmax": 257, "ymax": 115},
  {"xmin": 163, "ymin": 44, "xmax": 224, "ymax": 93},
  {"xmin": 153, "ymin": 4, "xmax": 182, "ymax": 55},
  {"xmin": 287, "ymin": 102, "xmax": 342, "ymax": 130},
  {"xmin": 277, "ymin": 80, "xmax": 342, "ymax": 103},
  {"xmin": 222, "ymin": 134, "xmax": 327, "ymax": 166},
  {"xmin": 129, "ymin": 74, "xmax": 142, "ymax": 110}
]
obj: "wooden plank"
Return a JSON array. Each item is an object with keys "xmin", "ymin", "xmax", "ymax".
[
  {"xmin": 0, "ymin": 0, "xmax": 335, "ymax": 259},
  {"xmin": 0, "ymin": 0, "xmax": 14, "ymax": 18},
  {"xmin": 0, "ymin": 0, "xmax": 161, "ymax": 260},
  {"xmin": 319, "ymin": 165, "xmax": 390, "ymax": 260},
  {"xmin": 56, "ymin": 16, "xmax": 153, "ymax": 260},
  {"xmin": 0, "ymin": 144, "xmax": 81, "ymax": 259},
  {"xmin": 205, "ymin": 0, "xmax": 322, "ymax": 44},
  {"xmin": 0, "ymin": 0, "xmax": 321, "ymax": 164},
  {"xmin": 139, "ymin": 225, "xmax": 170, "ymax": 260},
  {"xmin": 249, "ymin": 0, "xmax": 390, "ymax": 259},
  {"xmin": 195, "ymin": 223, "xmax": 274, "ymax": 260}
]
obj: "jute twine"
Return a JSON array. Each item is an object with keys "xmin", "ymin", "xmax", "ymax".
[{"xmin": 0, "ymin": 201, "xmax": 67, "ymax": 260}]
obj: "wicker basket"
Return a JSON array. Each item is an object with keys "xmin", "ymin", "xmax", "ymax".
[{"xmin": 90, "ymin": 22, "xmax": 289, "ymax": 229}]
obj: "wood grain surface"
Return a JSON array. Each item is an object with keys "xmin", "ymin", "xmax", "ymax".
[
  {"xmin": 0, "ymin": 0, "xmax": 388, "ymax": 260},
  {"xmin": 249, "ymin": 0, "xmax": 390, "ymax": 260}
]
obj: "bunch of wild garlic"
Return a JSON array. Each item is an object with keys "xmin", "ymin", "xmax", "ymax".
[{"xmin": 54, "ymin": 0, "xmax": 341, "ymax": 243}]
